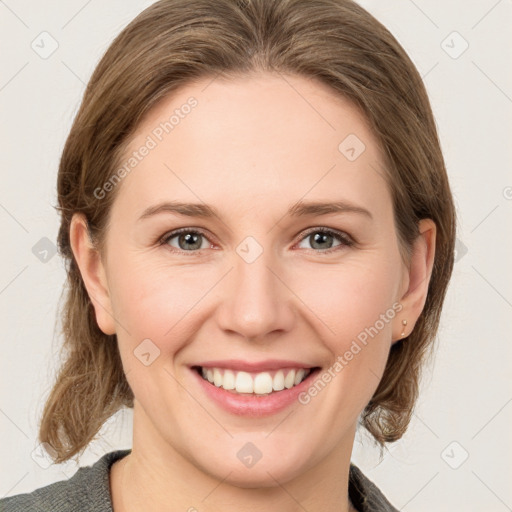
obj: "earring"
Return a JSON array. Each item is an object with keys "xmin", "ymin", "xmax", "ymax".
[{"xmin": 400, "ymin": 319, "xmax": 408, "ymax": 337}]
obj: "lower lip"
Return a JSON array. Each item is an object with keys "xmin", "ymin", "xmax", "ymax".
[{"xmin": 190, "ymin": 367, "xmax": 321, "ymax": 417}]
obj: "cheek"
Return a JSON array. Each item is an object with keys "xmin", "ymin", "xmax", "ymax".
[
  {"xmin": 295, "ymin": 263, "xmax": 400, "ymax": 420},
  {"xmin": 107, "ymin": 256, "xmax": 229, "ymax": 366},
  {"xmin": 297, "ymin": 257, "xmax": 400, "ymax": 400},
  {"xmin": 106, "ymin": 258, "xmax": 191, "ymax": 341},
  {"xmin": 295, "ymin": 256, "xmax": 400, "ymax": 341}
]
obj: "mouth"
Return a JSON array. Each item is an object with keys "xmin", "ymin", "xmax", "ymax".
[{"xmin": 191, "ymin": 365, "xmax": 321, "ymax": 396}]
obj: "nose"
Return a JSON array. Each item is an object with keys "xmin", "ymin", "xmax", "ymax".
[{"xmin": 215, "ymin": 244, "xmax": 296, "ymax": 342}]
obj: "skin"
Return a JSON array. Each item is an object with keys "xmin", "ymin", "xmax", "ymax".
[{"xmin": 70, "ymin": 72, "xmax": 436, "ymax": 512}]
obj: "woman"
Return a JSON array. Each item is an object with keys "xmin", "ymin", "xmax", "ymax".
[{"xmin": 0, "ymin": 0, "xmax": 455, "ymax": 511}]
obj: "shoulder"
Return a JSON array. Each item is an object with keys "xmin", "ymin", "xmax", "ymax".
[
  {"xmin": 0, "ymin": 449, "xmax": 131, "ymax": 512},
  {"xmin": 349, "ymin": 463, "xmax": 399, "ymax": 512}
]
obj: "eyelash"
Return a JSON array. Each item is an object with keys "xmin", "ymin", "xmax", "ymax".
[{"xmin": 158, "ymin": 227, "xmax": 355, "ymax": 256}]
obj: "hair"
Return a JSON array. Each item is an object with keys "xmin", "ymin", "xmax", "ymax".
[{"xmin": 40, "ymin": 0, "xmax": 456, "ymax": 463}]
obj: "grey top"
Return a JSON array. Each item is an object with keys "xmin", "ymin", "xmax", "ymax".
[{"xmin": 0, "ymin": 449, "xmax": 398, "ymax": 511}]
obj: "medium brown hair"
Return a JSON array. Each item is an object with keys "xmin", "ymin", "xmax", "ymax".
[{"xmin": 40, "ymin": 0, "xmax": 456, "ymax": 463}]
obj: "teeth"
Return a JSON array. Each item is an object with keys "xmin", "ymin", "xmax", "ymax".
[
  {"xmin": 254, "ymin": 372, "xmax": 273, "ymax": 394},
  {"xmin": 294, "ymin": 369, "xmax": 306, "ymax": 386},
  {"xmin": 213, "ymin": 368, "xmax": 223, "ymax": 387},
  {"xmin": 284, "ymin": 370, "xmax": 295, "ymax": 389},
  {"xmin": 273, "ymin": 370, "xmax": 285, "ymax": 391},
  {"xmin": 235, "ymin": 371, "xmax": 254, "ymax": 393},
  {"xmin": 200, "ymin": 367, "xmax": 311, "ymax": 394},
  {"xmin": 223, "ymin": 370, "xmax": 236, "ymax": 390}
]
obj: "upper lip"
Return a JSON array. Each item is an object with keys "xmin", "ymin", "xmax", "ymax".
[{"xmin": 192, "ymin": 359, "xmax": 318, "ymax": 372}]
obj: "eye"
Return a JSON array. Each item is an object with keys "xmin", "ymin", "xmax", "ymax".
[
  {"xmin": 159, "ymin": 227, "xmax": 354, "ymax": 255},
  {"xmin": 160, "ymin": 228, "xmax": 213, "ymax": 254},
  {"xmin": 295, "ymin": 227, "xmax": 354, "ymax": 254}
]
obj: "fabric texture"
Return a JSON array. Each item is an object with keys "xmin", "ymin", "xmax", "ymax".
[{"xmin": 0, "ymin": 449, "xmax": 398, "ymax": 511}]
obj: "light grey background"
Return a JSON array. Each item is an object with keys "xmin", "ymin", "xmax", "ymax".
[{"xmin": 1, "ymin": 1, "xmax": 511, "ymax": 510}]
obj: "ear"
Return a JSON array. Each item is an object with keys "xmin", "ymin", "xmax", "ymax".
[
  {"xmin": 69, "ymin": 213, "xmax": 117, "ymax": 335},
  {"xmin": 393, "ymin": 218, "xmax": 436, "ymax": 342}
]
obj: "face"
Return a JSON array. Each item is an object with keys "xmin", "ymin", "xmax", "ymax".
[{"xmin": 79, "ymin": 72, "xmax": 417, "ymax": 487}]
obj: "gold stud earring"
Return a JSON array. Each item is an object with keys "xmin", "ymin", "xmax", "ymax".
[{"xmin": 400, "ymin": 319, "xmax": 407, "ymax": 337}]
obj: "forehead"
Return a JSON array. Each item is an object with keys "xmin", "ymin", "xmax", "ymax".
[{"xmin": 113, "ymin": 72, "xmax": 390, "ymax": 220}]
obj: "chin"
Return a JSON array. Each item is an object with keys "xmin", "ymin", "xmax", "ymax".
[{"xmin": 193, "ymin": 443, "xmax": 313, "ymax": 489}]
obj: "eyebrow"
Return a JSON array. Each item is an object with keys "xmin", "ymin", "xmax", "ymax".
[{"xmin": 138, "ymin": 199, "xmax": 373, "ymax": 221}]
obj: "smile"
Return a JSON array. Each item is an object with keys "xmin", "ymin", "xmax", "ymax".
[
  {"xmin": 189, "ymin": 359, "xmax": 322, "ymax": 416},
  {"xmin": 194, "ymin": 366, "xmax": 314, "ymax": 395}
]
